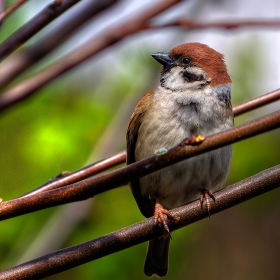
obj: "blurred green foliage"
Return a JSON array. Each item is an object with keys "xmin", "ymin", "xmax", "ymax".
[{"xmin": 0, "ymin": 2, "xmax": 280, "ymax": 280}]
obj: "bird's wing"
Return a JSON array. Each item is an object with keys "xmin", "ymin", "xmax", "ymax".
[{"xmin": 126, "ymin": 91, "xmax": 154, "ymax": 218}]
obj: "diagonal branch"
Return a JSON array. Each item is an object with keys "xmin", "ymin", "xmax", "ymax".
[
  {"xmin": 20, "ymin": 150, "xmax": 127, "ymax": 197},
  {"xmin": 19, "ymin": 88, "xmax": 280, "ymax": 197},
  {"xmin": 0, "ymin": 0, "xmax": 28, "ymax": 22},
  {"xmin": 0, "ymin": 0, "xmax": 182, "ymax": 111},
  {"xmin": 150, "ymin": 18, "xmax": 280, "ymax": 31},
  {"xmin": 1, "ymin": 0, "xmax": 279, "ymax": 111},
  {"xmin": 0, "ymin": 0, "xmax": 82, "ymax": 61},
  {"xmin": 0, "ymin": 164, "xmax": 279, "ymax": 280},
  {"xmin": 233, "ymin": 88, "xmax": 280, "ymax": 116},
  {"xmin": 0, "ymin": 0, "xmax": 120, "ymax": 83},
  {"xmin": 0, "ymin": 109, "xmax": 279, "ymax": 221}
]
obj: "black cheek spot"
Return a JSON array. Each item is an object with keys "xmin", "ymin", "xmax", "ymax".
[{"xmin": 182, "ymin": 71, "xmax": 203, "ymax": 82}]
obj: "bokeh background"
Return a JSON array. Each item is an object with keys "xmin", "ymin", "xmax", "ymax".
[{"xmin": 0, "ymin": 0, "xmax": 280, "ymax": 279}]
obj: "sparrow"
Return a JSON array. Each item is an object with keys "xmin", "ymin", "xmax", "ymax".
[{"xmin": 126, "ymin": 42, "xmax": 233, "ymax": 277}]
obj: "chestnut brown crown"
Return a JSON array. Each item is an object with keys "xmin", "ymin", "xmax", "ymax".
[{"xmin": 168, "ymin": 42, "xmax": 231, "ymax": 87}]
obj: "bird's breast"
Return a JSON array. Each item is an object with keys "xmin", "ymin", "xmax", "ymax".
[
  {"xmin": 135, "ymin": 86, "xmax": 232, "ymax": 159},
  {"xmin": 134, "ymin": 86, "xmax": 233, "ymax": 209}
]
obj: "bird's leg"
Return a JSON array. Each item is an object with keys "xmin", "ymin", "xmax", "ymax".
[
  {"xmin": 154, "ymin": 198, "xmax": 179, "ymax": 238},
  {"xmin": 200, "ymin": 188, "xmax": 215, "ymax": 217}
]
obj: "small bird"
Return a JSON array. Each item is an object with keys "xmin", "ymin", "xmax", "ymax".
[{"xmin": 126, "ymin": 42, "xmax": 233, "ymax": 277}]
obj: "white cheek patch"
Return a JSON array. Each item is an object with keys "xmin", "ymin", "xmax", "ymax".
[{"xmin": 161, "ymin": 66, "xmax": 207, "ymax": 91}]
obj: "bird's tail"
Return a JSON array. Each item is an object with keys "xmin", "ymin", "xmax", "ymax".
[{"xmin": 144, "ymin": 235, "xmax": 170, "ymax": 277}]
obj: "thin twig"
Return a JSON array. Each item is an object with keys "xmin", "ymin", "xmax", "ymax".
[
  {"xmin": 0, "ymin": 0, "xmax": 5, "ymax": 13},
  {"xmin": 0, "ymin": 0, "xmax": 5, "ymax": 26},
  {"xmin": 0, "ymin": 0, "xmax": 97, "ymax": 62},
  {"xmin": 0, "ymin": 164, "xmax": 279, "ymax": 280},
  {"xmin": 0, "ymin": 110, "xmax": 279, "ymax": 221},
  {"xmin": 0, "ymin": 0, "xmax": 120, "ymax": 72},
  {"xmin": 0, "ymin": 0, "xmax": 28, "ymax": 22},
  {"xmin": 233, "ymin": 88, "xmax": 280, "ymax": 116},
  {"xmin": 150, "ymin": 18, "xmax": 280, "ymax": 31},
  {"xmin": 20, "ymin": 150, "xmax": 127, "ymax": 197},
  {"xmin": 1, "ymin": 15, "xmax": 280, "ymax": 87},
  {"xmin": 0, "ymin": 2, "xmax": 279, "ymax": 108}
]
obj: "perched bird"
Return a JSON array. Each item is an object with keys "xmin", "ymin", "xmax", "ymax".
[{"xmin": 126, "ymin": 42, "xmax": 233, "ymax": 277}]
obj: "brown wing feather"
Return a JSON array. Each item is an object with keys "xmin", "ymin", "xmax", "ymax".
[{"xmin": 126, "ymin": 91, "xmax": 154, "ymax": 218}]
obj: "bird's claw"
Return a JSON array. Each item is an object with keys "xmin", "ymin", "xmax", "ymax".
[
  {"xmin": 154, "ymin": 198, "xmax": 180, "ymax": 239},
  {"xmin": 200, "ymin": 188, "xmax": 215, "ymax": 217}
]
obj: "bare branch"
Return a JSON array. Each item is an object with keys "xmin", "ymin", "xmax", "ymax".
[
  {"xmin": 0, "ymin": 0, "xmax": 28, "ymax": 22},
  {"xmin": 0, "ymin": 0, "xmax": 184, "ymax": 111},
  {"xmin": 0, "ymin": 1, "xmax": 279, "ymax": 278},
  {"xmin": 18, "ymin": 89, "xmax": 280, "ymax": 197},
  {"xmin": 0, "ymin": 0, "xmax": 120, "ymax": 83},
  {"xmin": 20, "ymin": 150, "xmax": 126, "ymax": 197},
  {"xmin": 150, "ymin": 18, "xmax": 280, "ymax": 31},
  {"xmin": 233, "ymin": 88, "xmax": 280, "ymax": 116},
  {"xmin": 0, "ymin": 0, "xmax": 5, "ymax": 13},
  {"xmin": 0, "ymin": 0, "xmax": 6, "ymax": 27},
  {"xmin": 1, "ymin": 0, "xmax": 279, "ymax": 112},
  {"xmin": 0, "ymin": 109, "xmax": 279, "ymax": 221},
  {"xmin": 0, "ymin": 164, "xmax": 279, "ymax": 280},
  {"xmin": 0, "ymin": 0, "xmax": 83, "ymax": 61}
]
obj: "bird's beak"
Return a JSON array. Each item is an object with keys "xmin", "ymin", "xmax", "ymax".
[{"xmin": 151, "ymin": 52, "xmax": 175, "ymax": 67}]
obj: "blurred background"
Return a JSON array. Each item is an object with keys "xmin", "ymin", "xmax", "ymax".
[{"xmin": 0, "ymin": 0, "xmax": 280, "ymax": 279}]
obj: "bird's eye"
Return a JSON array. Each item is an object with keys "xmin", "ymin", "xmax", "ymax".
[{"xmin": 182, "ymin": 57, "xmax": 191, "ymax": 64}]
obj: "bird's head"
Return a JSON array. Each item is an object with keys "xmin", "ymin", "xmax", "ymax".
[{"xmin": 151, "ymin": 42, "xmax": 231, "ymax": 91}]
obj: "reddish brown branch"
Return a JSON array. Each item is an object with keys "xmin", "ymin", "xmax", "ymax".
[
  {"xmin": 20, "ymin": 150, "xmax": 126, "ymax": 197},
  {"xmin": 0, "ymin": 0, "xmax": 83, "ymax": 61},
  {"xmin": 0, "ymin": 0, "xmax": 120, "ymax": 81},
  {"xmin": 150, "ymin": 18, "xmax": 280, "ymax": 31},
  {"xmin": 0, "ymin": 0, "xmax": 6, "ymax": 26},
  {"xmin": 0, "ymin": 0, "xmax": 28, "ymax": 22},
  {"xmin": 233, "ymin": 88, "xmax": 280, "ymax": 116},
  {"xmin": 1, "ymin": 2, "xmax": 279, "ymax": 109},
  {"xmin": 18, "ymin": 88, "xmax": 280, "ymax": 197},
  {"xmin": 0, "ymin": 0, "xmax": 183, "ymax": 111},
  {"xmin": 0, "ymin": 164, "xmax": 279, "ymax": 280},
  {"xmin": 0, "ymin": 0, "xmax": 76, "ymax": 56},
  {"xmin": 0, "ymin": 109, "xmax": 279, "ymax": 221}
]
